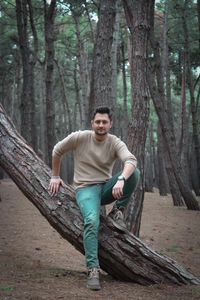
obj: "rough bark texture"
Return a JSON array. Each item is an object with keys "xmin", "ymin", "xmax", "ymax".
[
  {"xmin": 88, "ymin": 0, "xmax": 116, "ymax": 122},
  {"xmin": 122, "ymin": 0, "xmax": 151, "ymax": 235},
  {"xmin": 44, "ymin": 0, "xmax": 56, "ymax": 166},
  {"xmin": 1, "ymin": 104, "xmax": 200, "ymax": 285}
]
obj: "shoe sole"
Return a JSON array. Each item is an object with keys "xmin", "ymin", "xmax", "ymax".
[
  {"xmin": 87, "ymin": 284, "xmax": 101, "ymax": 290},
  {"xmin": 107, "ymin": 217, "xmax": 128, "ymax": 233}
]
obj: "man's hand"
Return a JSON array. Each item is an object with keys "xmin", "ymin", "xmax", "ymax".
[
  {"xmin": 49, "ymin": 178, "xmax": 65, "ymax": 195},
  {"xmin": 112, "ymin": 180, "xmax": 124, "ymax": 199}
]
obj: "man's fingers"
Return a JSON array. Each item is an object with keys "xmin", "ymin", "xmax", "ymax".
[
  {"xmin": 49, "ymin": 183, "xmax": 58, "ymax": 195},
  {"xmin": 49, "ymin": 179, "xmax": 65, "ymax": 196},
  {"xmin": 112, "ymin": 187, "xmax": 123, "ymax": 199}
]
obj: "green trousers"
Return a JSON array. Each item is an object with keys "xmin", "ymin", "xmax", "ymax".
[{"xmin": 75, "ymin": 168, "xmax": 140, "ymax": 268}]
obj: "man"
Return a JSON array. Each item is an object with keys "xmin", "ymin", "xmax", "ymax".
[{"xmin": 49, "ymin": 106, "xmax": 140, "ymax": 291}]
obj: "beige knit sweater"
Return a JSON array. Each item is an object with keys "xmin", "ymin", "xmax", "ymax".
[{"xmin": 52, "ymin": 130, "xmax": 137, "ymax": 189}]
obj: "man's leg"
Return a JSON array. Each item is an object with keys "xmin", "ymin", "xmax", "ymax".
[
  {"xmin": 101, "ymin": 168, "xmax": 140, "ymax": 206},
  {"xmin": 76, "ymin": 184, "xmax": 102, "ymax": 290},
  {"xmin": 101, "ymin": 168, "xmax": 140, "ymax": 231}
]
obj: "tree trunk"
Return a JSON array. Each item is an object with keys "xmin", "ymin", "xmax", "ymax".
[
  {"xmin": 160, "ymin": 0, "xmax": 183, "ymax": 206},
  {"xmin": 16, "ymin": 0, "xmax": 36, "ymax": 149},
  {"xmin": 110, "ymin": 0, "xmax": 121, "ymax": 135},
  {"xmin": 148, "ymin": 1, "xmax": 199, "ymax": 211},
  {"xmin": 148, "ymin": 70, "xmax": 199, "ymax": 210},
  {"xmin": 44, "ymin": 0, "xmax": 56, "ymax": 166},
  {"xmin": 121, "ymin": 41, "xmax": 129, "ymax": 143},
  {"xmin": 198, "ymin": 0, "xmax": 200, "ymax": 50},
  {"xmin": 178, "ymin": 53, "xmax": 190, "ymax": 190},
  {"xmin": 72, "ymin": 6, "xmax": 90, "ymax": 129},
  {"xmin": 38, "ymin": 62, "xmax": 47, "ymax": 163},
  {"xmin": 122, "ymin": 0, "xmax": 151, "ymax": 236},
  {"xmin": 54, "ymin": 59, "xmax": 72, "ymax": 133},
  {"xmin": 0, "ymin": 104, "xmax": 200, "ymax": 285},
  {"xmin": 145, "ymin": 125, "xmax": 154, "ymax": 192},
  {"xmin": 88, "ymin": 0, "xmax": 116, "ymax": 122},
  {"xmin": 157, "ymin": 123, "xmax": 168, "ymax": 196},
  {"xmin": 182, "ymin": 0, "xmax": 200, "ymax": 193},
  {"xmin": 73, "ymin": 62, "xmax": 83, "ymax": 128}
]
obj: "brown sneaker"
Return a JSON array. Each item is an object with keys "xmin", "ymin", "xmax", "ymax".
[
  {"xmin": 107, "ymin": 205, "xmax": 127, "ymax": 232},
  {"xmin": 87, "ymin": 267, "xmax": 101, "ymax": 290}
]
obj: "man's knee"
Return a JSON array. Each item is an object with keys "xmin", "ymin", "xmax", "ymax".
[{"xmin": 84, "ymin": 211, "xmax": 99, "ymax": 230}]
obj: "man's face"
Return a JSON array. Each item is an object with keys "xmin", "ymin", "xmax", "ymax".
[{"xmin": 91, "ymin": 113, "xmax": 112, "ymax": 136}]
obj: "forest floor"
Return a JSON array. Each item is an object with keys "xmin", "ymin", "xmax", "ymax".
[{"xmin": 0, "ymin": 179, "xmax": 200, "ymax": 300}]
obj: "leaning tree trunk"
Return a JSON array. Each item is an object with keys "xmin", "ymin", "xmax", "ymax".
[{"xmin": 0, "ymin": 105, "xmax": 200, "ymax": 285}]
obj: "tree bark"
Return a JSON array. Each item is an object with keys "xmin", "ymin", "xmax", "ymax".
[
  {"xmin": 110, "ymin": 0, "xmax": 121, "ymax": 135},
  {"xmin": 157, "ymin": 123, "xmax": 168, "ymax": 196},
  {"xmin": 73, "ymin": 62, "xmax": 83, "ymax": 128},
  {"xmin": 0, "ymin": 104, "xmax": 200, "ymax": 285},
  {"xmin": 198, "ymin": 0, "xmax": 200, "ymax": 50},
  {"xmin": 145, "ymin": 124, "xmax": 154, "ymax": 193},
  {"xmin": 182, "ymin": 0, "xmax": 200, "ymax": 193},
  {"xmin": 160, "ymin": 0, "xmax": 183, "ymax": 206},
  {"xmin": 15, "ymin": 0, "xmax": 36, "ymax": 150},
  {"xmin": 122, "ymin": 0, "xmax": 151, "ymax": 236},
  {"xmin": 148, "ymin": 0, "xmax": 199, "ymax": 211},
  {"xmin": 54, "ymin": 59, "xmax": 72, "ymax": 133},
  {"xmin": 44, "ymin": 0, "xmax": 56, "ymax": 166},
  {"xmin": 71, "ymin": 5, "xmax": 90, "ymax": 129},
  {"xmin": 121, "ymin": 41, "xmax": 129, "ymax": 143},
  {"xmin": 88, "ymin": 0, "xmax": 116, "ymax": 122},
  {"xmin": 148, "ymin": 69, "xmax": 199, "ymax": 210},
  {"xmin": 38, "ymin": 62, "xmax": 47, "ymax": 163}
]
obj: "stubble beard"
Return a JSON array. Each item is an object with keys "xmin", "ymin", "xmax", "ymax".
[{"xmin": 95, "ymin": 129, "xmax": 108, "ymax": 136}]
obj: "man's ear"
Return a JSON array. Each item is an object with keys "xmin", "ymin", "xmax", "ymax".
[{"xmin": 110, "ymin": 121, "xmax": 113, "ymax": 128}]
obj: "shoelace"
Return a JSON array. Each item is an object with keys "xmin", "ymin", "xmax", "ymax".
[
  {"xmin": 88, "ymin": 268, "xmax": 99, "ymax": 278},
  {"xmin": 114, "ymin": 210, "xmax": 123, "ymax": 220}
]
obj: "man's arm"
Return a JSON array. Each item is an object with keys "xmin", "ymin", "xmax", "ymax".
[
  {"xmin": 112, "ymin": 162, "xmax": 136, "ymax": 200},
  {"xmin": 120, "ymin": 162, "xmax": 136, "ymax": 180},
  {"xmin": 48, "ymin": 156, "xmax": 64, "ymax": 195},
  {"xmin": 48, "ymin": 131, "xmax": 80, "ymax": 195}
]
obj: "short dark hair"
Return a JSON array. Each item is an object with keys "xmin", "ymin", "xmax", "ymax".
[{"xmin": 92, "ymin": 106, "xmax": 112, "ymax": 121}]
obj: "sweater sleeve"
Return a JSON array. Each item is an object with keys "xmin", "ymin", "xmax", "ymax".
[
  {"xmin": 52, "ymin": 131, "xmax": 80, "ymax": 158},
  {"xmin": 114, "ymin": 137, "xmax": 137, "ymax": 168}
]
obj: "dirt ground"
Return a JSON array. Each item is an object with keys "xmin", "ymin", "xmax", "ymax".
[{"xmin": 0, "ymin": 179, "xmax": 200, "ymax": 300}]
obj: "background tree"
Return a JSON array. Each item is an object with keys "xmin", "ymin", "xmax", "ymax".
[
  {"xmin": 122, "ymin": 0, "xmax": 152, "ymax": 235},
  {"xmin": 88, "ymin": 0, "xmax": 116, "ymax": 123},
  {"xmin": 44, "ymin": 0, "xmax": 57, "ymax": 166},
  {"xmin": 147, "ymin": 0, "xmax": 199, "ymax": 210},
  {"xmin": 15, "ymin": 0, "xmax": 37, "ymax": 150}
]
